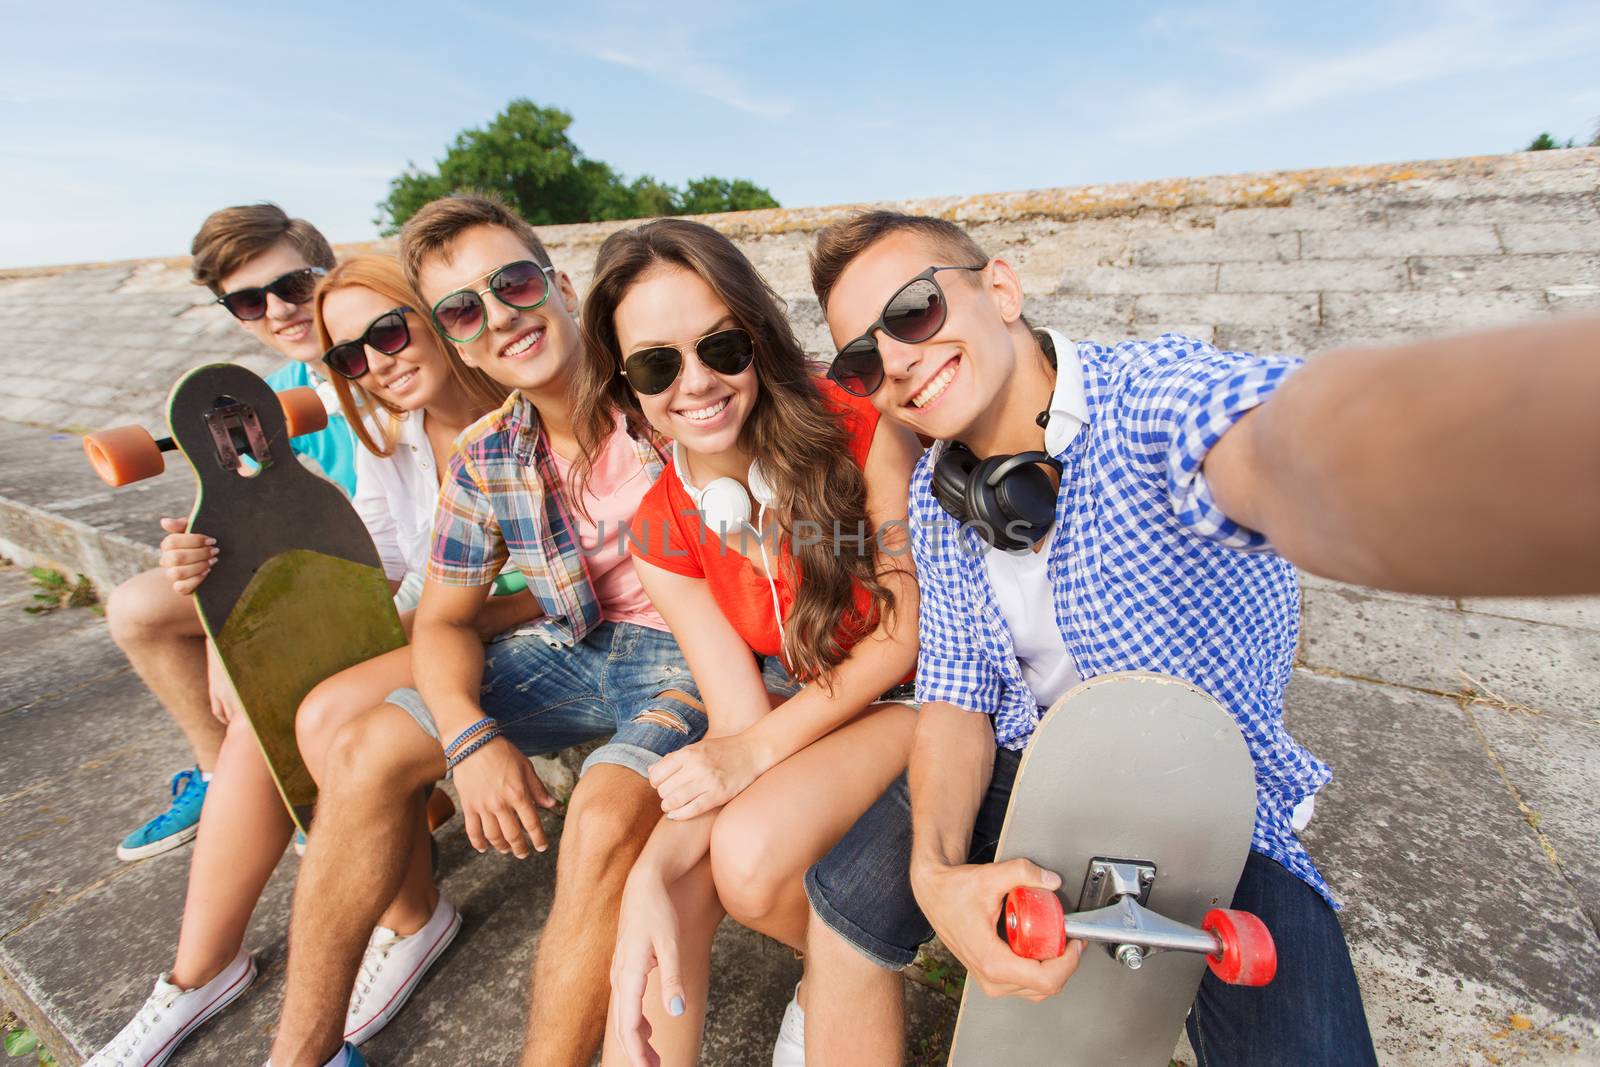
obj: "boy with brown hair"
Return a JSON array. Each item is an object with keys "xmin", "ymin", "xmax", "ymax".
[
  {"xmin": 267, "ymin": 194, "xmax": 707, "ymax": 1067},
  {"xmin": 108, "ymin": 203, "xmax": 355, "ymax": 862},
  {"xmin": 788, "ymin": 209, "xmax": 1600, "ymax": 1065}
]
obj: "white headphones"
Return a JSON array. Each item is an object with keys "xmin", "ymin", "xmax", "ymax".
[{"xmin": 673, "ymin": 440, "xmax": 787, "ymax": 649}]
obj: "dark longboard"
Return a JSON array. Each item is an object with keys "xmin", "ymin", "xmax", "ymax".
[
  {"xmin": 130, "ymin": 364, "xmax": 405, "ymax": 832},
  {"xmin": 948, "ymin": 672, "xmax": 1260, "ymax": 1067}
]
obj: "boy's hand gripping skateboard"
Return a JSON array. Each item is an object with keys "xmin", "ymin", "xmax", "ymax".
[
  {"xmin": 948, "ymin": 672, "xmax": 1276, "ymax": 1066},
  {"xmin": 83, "ymin": 364, "xmax": 406, "ymax": 832}
]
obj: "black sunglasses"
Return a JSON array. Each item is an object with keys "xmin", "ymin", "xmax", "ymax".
[
  {"xmin": 216, "ymin": 267, "xmax": 326, "ymax": 321},
  {"xmin": 827, "ymin": 263, "xmax": 987, "ymax": 397},
  {"xmin": 322, "ymin": 307, "xmax": 413, "ymax": 380},
  {"xmin": 430, "ymin": 260, "xmax": 556, "ymax": 343},
  {"xmin": 621, "ymin": 327, "xmax": 756, "ymax": 396}
]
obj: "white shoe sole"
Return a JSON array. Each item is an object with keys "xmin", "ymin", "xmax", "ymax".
[
  {"xmin": 137, "ymin": 956, "xmax": 256, "ymax": 1067},
  {"xmin": 116, "ymin": 823, "xmax": 198, "ymax": 862},
  {"xmin": 344, "ymin": 905, "xmax": 462, "ymax": 1046}
]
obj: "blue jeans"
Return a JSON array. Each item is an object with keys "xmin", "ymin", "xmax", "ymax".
[
  {"xmin": 808, "ymin": 750, "xmax": 1378, "ymax": 1064},
  {"xmin": 1187, "ymin": 850, "xmax": 1377, "ymax": 1066},
  {"xmin": 386, "ymin": 621, "xmax": 707, "ymax": 780}
]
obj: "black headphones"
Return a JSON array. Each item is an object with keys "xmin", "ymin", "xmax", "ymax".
[
  {"xmin": 931, "ymin": 443, "xmax": 1061, "ymax": 552},
  {"xmin": 930, "ymin": 329, "xmax": 1065, "ymax": 552}
]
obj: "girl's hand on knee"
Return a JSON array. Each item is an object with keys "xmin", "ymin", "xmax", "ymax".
[
  {"xmin": 158, "ymin": 517, "xmax": 218, "ymax": 597},
  {"xmin": 648, "ymin": 735, "xmax": 764, "ymax": 821},
  {"xmin": 611, "ymin": 874, "xmax": 685, "ymax": 1067},
  {"xmin": 205, "ymin": 641, "xmax": 242, "ymax": 725}
]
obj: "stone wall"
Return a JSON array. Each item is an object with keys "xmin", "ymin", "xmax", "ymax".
[{"xmin": 1, "ymin": 149, "xmax": 1596, "ymax": 720}]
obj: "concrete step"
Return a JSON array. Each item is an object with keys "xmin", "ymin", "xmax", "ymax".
[
  {"xmin": 0, "ymin": 562, "xmax": 957, "ymax": 1066},
  {"xmin": 0, "ymin": 418, "xmax": 183, "ymax": 591}
]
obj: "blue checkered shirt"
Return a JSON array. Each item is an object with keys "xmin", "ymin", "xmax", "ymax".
[{"xmin": 911, "ymin": 334, "xmax": 1335, "ymax": 904}]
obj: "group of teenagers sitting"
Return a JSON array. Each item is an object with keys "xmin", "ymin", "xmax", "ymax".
[{"xmin": 91, "ymin": 193, "xmax": 1599, "ymax": 1067}]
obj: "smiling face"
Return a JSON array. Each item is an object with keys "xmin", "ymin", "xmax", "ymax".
[
  {"xmin": 217, "ymin": 240, "xmax": 322, "ymax": 363},
  {"xmin": 413, "ymin": 224, "xmax": 581, "ymax": 396},
  {"xmin": 614, "ymin": 265, "xmax": 758, "ymax": 460},
  {"xmin": 826, "ymin": 231, "xmax": 1020, "ymax": 444},
  {"xmin": 320, "ymin": 284, "xmax": 451, "ymax": 413}
]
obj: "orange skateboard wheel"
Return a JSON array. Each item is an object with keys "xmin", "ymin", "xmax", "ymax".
[
  {"xmin": 1203, "ymin": 908, "xmax": 1277, "ymax": 986},
  {"xmin": 279, "ymin": 386, "xmax": 328, "ymax": 437},
  {"xmin": 1004, "ymin": 886, "xmax": 1067, "ymax": 960},
  {"xmin": 83, "ymin": 425, "xmax": 165, "ymax": 486}
]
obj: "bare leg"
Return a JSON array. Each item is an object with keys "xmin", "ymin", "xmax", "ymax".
[
  {"xmin": 806, "ymin": 918, "xmax": 904, "ymax": 1067},
  {"xmin": 599, "ymin": 858, "xmax": 723, "ymax": 1067},
  {"xmin": 296, "ymin": 647, "xmax": 438, "ymax": 934},
  {"xmin": 169, "ymin": 715, "xmax": 295, "ymax": 987},
  {"xmin": 518, "ymin": 765, "xmax": 663, "ymax": 1067},
  {"xmin": 106, "ymin": 568, "xmax": 223, "ymax": 771},
  {"xmin": 269, "ymin": 703, "xmax": 443, "ymax": 1067},
  {"xmin": 709, "ymin": 703, "xmax": 915, "ymax": 951},
  {"xmin": 296, "ymin": 646, "xmax": 415, "ymax": 784}
]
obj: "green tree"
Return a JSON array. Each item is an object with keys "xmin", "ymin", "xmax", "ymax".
[
  {"xmin": 677, "ymin": 177, "xmax": 780, "ymax": 215},
  {"xmin": 1525, "ymin": 132, "xmax": 1576, "ymax": 151},
  {"xmin": 376, "ymin": 99, "xmax": 779, "ymax": 233}
]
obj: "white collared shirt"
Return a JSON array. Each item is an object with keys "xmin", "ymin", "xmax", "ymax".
[{"xmin": 352, "ymin": 410, "xmax": 439, "ymax": 589}]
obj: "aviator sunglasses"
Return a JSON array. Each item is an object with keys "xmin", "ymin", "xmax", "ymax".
[
  {"xmin": 430, "ymin": 260, "xmax": 557, "ymax": 343},
  {"xmin": 827, "ymin": 263, "xmax": 987, "ymax": 397},
  {"xmin": 621, "ymin": 327, "xmax": 756, "ymax": 396},
  {"xmin": 322, "ymin": 306, "xmax": 413, "ymax": 380},
  {"xmin": 216, "ymin": 266, "xmax": 326, "ymax": 321}
]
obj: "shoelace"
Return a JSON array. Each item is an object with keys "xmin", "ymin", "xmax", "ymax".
[
  {"xmin": 105, "ymin": 983, "xmax": 182, "ymax": 1063},
  {"xmin": 144, "ymin": 771, "xmax": 200, "ymax": 834},
  {"xmin": 349, "ymin": 927, "xmax": 402, "ymax": 1015}
]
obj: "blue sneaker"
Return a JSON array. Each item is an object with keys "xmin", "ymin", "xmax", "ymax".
[{"xmin": 118, "ymin": 768, "xmax": 207, "ymax": 861}]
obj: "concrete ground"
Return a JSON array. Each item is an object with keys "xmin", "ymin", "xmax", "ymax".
[{"xmin": 0, "ymin": 409, "xmax": 1597, "ymax": 1065}]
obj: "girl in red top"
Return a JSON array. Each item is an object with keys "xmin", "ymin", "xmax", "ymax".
[{"xmin": 569, "ymin": 219, "xmax": 922, "ymax": 1067}]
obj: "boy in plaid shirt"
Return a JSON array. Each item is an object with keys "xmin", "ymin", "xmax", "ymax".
[{"xmin": 268, "ymin": 196, "xmax": 706, "ymax": 1067}]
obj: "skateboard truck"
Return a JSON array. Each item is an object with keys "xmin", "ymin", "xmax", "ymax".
[
  {"xmin": 202, "ymin": 397, "xmax": 274, "ymax": 472},
  {"xmin": 1004, "ymin": 858, "xmax": 1277, "ymax": 987}
]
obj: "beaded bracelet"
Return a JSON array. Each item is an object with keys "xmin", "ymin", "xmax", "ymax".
[
  {"xmin": 444, "ymin": 716, "xmax": 498, "ymax": 759},
  {"xmin": 445, "ymin": 727, "xmax": 503, "ymax": 774}
]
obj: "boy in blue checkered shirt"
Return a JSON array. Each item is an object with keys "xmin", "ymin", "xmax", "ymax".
[{"xmin": 782, "ymin": 211, "xmax": 1600, "ymax": 1066}]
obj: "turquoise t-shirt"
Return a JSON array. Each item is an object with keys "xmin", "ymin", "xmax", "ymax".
[{"xmin": 264, "ymin": 360, "xmax": 358, "ymax": 497}]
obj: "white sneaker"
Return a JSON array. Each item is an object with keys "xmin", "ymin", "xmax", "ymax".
[
  {"xmin": 771, "ymin": 982, "xmax": 804, "ymax": 1067},
  {"xmin": 86, "ymin": 950, "xmax": 255, "ymax": 1067},
  {"xmin": 344, "ymin": 894, "xmax": 461, "ymax": 1045}
]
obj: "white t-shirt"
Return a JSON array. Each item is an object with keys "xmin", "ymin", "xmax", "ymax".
[
  {"xmin": 980, "ymin": 328, "xmax": 1089, "ymax": 711},
  {"xmin": 983, "ymin": 542, "xmax": 1081, "ymax": 709}
]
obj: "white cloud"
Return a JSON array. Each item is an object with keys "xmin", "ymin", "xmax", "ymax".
[
  {"xmin": 1110, "ymin": 3, "xmax": 1600, "ymax": 142},
  {"xmin": 456, "ymin": 3, "xmax": 793, "ymax": 120}
]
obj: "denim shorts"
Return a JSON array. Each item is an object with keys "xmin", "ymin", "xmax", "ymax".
[
  {"xmin": 758, "ymin": 656, "xmax": 920, "ymax": 707},
  {"xmin": 386, "ymin": 621, "xmax": 706, "ymax": 781},
  {"xmin": 803, "ymin": 746, "xmax": 1020, "ymax": 970}
]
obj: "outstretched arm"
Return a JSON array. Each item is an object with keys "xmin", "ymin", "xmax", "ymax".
[{"xmin": 1207, "ymin": 316, "xmax": 1600, "ymax": 595}]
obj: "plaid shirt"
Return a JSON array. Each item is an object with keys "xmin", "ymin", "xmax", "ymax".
[
  {"xmin": 911, "ymin": 334, "xmax": 1336, "ymax": 903},
  {"xmin": 428, "ymin": 392, "xmax": 667, "ymax": 647}
]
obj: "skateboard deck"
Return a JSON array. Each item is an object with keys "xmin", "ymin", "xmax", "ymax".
[
  {"xmin": 87, "ymin": 364, "xmax": 406, "ymax": 832},
  {"xmin": 948, "ymin": 672, "xmax": 1260, "ymax": 1067}
]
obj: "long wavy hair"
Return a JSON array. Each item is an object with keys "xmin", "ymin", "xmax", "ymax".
[
  {"xmin": 312, "ymin": 254, "xmax": 508, "ymax": 457},
  {"xmin": 570, "ymin": 219, "xmax": 894, "ymax": 684}
]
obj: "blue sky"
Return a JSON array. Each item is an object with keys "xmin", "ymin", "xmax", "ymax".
[{"xmin": 3, "ymin": 0, "xmax": 1598, "ymax": 268}]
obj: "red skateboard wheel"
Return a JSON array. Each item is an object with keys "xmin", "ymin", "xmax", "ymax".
[
  {"xmin": 1004, "ymin": 887, "xmax": 1066, "ymax": 960},
  {"xmin": 279, "ymin": 386, "xmax": 328, "ymax": 437},
  {"xmin": 1203, "ymin": 908, "xmax": 1277, "ymax": 986},
  {"xmin": 83, "ymin": 425, "xmax": 165, "ymax": 487}
]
